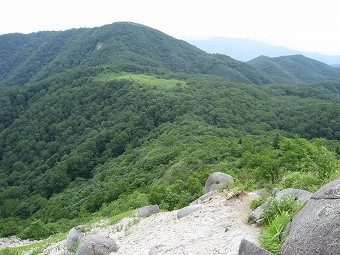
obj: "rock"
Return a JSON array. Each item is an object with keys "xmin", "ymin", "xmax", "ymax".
[
  {"xmin": 271, "ymin": 188, "xmax": 280, "ymax": 196},
  {"xmin": 275, "ymin": 188, "xmax": 312, "ymax": 204},
  {"xmin": 177, "ymin": 204, "xmax": 201, "ymax": 219},
  {"xmin": 248, "ymin": 201, "xmax": 268, "ymax": 224},
  {"xmin": 204, "ymin": 172, "xmax": 233, "ymax": 193},
  {"xmin": 190, "ymin": 191, "xmax": 215, "ymax": 205},
  {"xmin": 238, "ymin": 239, "xmax": 274, "ymax": 255},
  {"xmin": 75, "ymin": 235, "xmax": 118, "ymax": 255},
  {"xmin": 67, "ymin": 226, "xmax": 86, "ymax": 252},
  {"xmin": 137, "ymin": 205, "xmax": 160, "ymax": 217},
  {"xmin": 280, "ymin": 221, "xmax": 291, "ymax": 241},
  {"xmin": 312, "ymin": 177, "xmax": 340, "ymax": 199},
  {"xmin": 149, "ymin": 244, "xmax": 165, "ymax": 255},
  {"xmin": 281, "ymin": 178, "xmax": 340, "ymax": 255}
]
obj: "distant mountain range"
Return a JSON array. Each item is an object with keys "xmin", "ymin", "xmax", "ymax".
[{"xmin": 189, "ymin": 38, "xmax": 340, "ymax": 66}]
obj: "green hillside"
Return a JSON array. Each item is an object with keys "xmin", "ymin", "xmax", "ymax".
[
  {"xmin": 0, "ymin": 23, "xmax": 339, "ymax": 240},
  {"xmin": 248, "ymin": 55, "xmax": 340, "ymax": 83},
  {"xmin": 0, "ymin": 65, "xmax": 339, "ymax": 238},
  {"xmin": 0, "ymin": 22, "xmax": 273, "ymax": 86}
]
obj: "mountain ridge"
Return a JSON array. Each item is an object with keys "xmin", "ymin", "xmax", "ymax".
[
  {"xmin": 0, "ymin": 22, "xmax": 272, "ymax": 86},
  {"xmin": 248, "ymin": 54, "xmax": 340, "ymax": 83},
  {"xmin": 189, "ymin": 37, "xmax": 340, "ymax": 65}
]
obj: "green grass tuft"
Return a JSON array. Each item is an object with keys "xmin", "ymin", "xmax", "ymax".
[{"xmin": 258, "ymin": 211, "xmax": 292, "ymax": 255}]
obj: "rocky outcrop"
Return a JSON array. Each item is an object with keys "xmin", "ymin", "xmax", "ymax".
[
  {"xmin": 75, "ymin": 235, "xmax": 118, "ymax": 255},
  {"xmin": 190, "ymin": 191, "xmax": 215, "ymax": 205},
  {"xmin": 204, "ymin": 172, "xmax": 233, "ymax": 193},
  {"xmin": 281, "ymin": 178, "xmax": 340, "ymax": 255},
  {"xmin": 238, "ymin": 239, "xmax": 274, "ymax": 255},
  {"xmin": 67, "ymin": 225, "xmax": 85, "ymax": 252},
  {"xmin": 177, "ymin": 204, "xmax": 201, "ymax": 219},
  {"xmin": 137, "ymin": 205, "xmax": 160, "ymax": 217}
]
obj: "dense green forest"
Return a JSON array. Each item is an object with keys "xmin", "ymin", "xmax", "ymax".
[
  {"xmin": 0, "ymin": 22, "xmax": 339, "ymax": 239},
  {"xmin": 248, "ymin": 55, "xmax": 340, "ymax": 83}
]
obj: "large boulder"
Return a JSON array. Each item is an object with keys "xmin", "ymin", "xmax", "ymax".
[
  {"xmin": 137, "ymin": 205, "xmax": 160, "ymax": 217},
  {"xmin": 177, "ymin": 204, "xmax": 201, "ymax": 219},
  {"xmin": 238, "ymin": 239, "xmax": 274, "ymax": 255},
  {"xmin": 75, "ymin": 235, "xmax": 118, "ymax": 255},
  {"xmin": 204, "ymin": 172, "xmax": 233, "ymax": 193},
  {"xmin": 66, "ymin": 225, "xmax": 85, "ymax": 252},
  {"xmin": 281, "ymin": 178, "xmax": 340, "ymax": 255},
  {"xmin": 275, "ymin": 188, "xmax": 312, "ymax": 203}
]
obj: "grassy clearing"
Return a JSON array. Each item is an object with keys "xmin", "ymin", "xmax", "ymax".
[{"xmin": 96, "ymin": 72, "xmax": 187, "ymax": 88}]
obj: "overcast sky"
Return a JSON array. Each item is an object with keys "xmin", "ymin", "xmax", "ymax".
[{"xmin": 1, "ymin": 0, "xmax": 339, "ymax": 55}]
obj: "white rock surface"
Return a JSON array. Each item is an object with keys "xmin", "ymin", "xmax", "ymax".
[{"xmin": 14, "ymin": 192, "xmax": 260, "ymax": 255}]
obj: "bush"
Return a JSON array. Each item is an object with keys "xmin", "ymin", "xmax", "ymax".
[
  {"xmin": 258, "ymin": 196, "xmax": 304, "ymax": 254},
  {"xmin": 18, "ymin": 219, "xmax": 51, "ymax": 240},
  {"xmin": 279, "ymin": 172, "xmax": 319, "ymax": 192},
  {"xmin": 261, "ymin": 196, "xmax": 297, "ymax": 225}
]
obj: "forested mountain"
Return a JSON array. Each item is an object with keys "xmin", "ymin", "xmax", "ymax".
[
  {"xmin": 248, "ymin": 55, "xmax": 340, "ymax": 83},
  {"xmin": 189, "ymin": 37, "xmax": 340, "ymax": 65},
  {"xmin": 0, "ymin": 22, "xmax": 273, "ymax": 86},
  {"xmin": 0, "ymin": 22, "xmax": 339, "ymax": 240}
]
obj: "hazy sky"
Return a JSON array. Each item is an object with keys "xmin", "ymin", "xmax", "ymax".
[{"xmin": 1, "ymin": 0, "xmax": 339, "ymax": 54}]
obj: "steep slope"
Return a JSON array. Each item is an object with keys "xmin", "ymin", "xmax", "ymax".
[
  {"xmin": 248, "ymin": 55, "xmax": 340, "ymax": 83},
  {"xmin": 0, "ymin": 22, "xmax": 272, "ymax": 86},
  {"xmin": 0, "ymin": 66, "xmax": 339, "ymax": 239}
]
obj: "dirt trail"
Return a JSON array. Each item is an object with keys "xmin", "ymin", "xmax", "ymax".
[
  {"xmin": 12, "ymin": 192, "xmax": 260, "ymax": 255},
  {"xmin": 110, "ymin": 192, "xmax": 260, "ymax": 255}
]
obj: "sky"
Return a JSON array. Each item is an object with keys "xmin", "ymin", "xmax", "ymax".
[{"xmin": 1, "ymin": 0, "xmax": 339, "ymax": 55}]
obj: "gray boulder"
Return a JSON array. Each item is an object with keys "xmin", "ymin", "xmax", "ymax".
[
  {"xmin": 177, "ymin": 204, "xmax": 201, "ymax": 219},
  {"xmin": 312, "ymin": 177, "xmax": 340, "ymax": 199},
  {"xmin": 248, "ymin": 201, "xmax": 268, "ymax": 224},
  {"xmin": 190, "ymin": 191, "xmax": 215, "ymax": 205},
  {"xmin": 75, "ymin": 235, "xmax": 118, "ymax": 255},
  {"xmin": 276, "ymin": 188, "xmax": 312, "ymax": 203},
  {"xmin": 137, "ymin": 205, "xmax": 160, "ymax": 217},
  {"xmin": 281, "ymin": 178, "xmax": 340, "ymax": 255},
  {"xmin": 238, "ymin": 239, "xmax": 274, "ymax": 255},
  {"xmin": 204, "ymin": 172, "xmax": 233, "ymax": 193},
  {"xmin": 67, "ymin": 225, "xmax": 85, "ymax": 252}
]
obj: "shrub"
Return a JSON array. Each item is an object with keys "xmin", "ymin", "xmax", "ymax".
[
  {"xmin": 279, "ymin": 172, "xmax": 319, "ymax": 192},
  {"xmin": 18, "ymin": 219, "xmax": 50, "ymax": 240},
  {"xmin": 258, "ymin": 196, "xmax": 303, "ymax": 254},
  {"xmin": 261, "ymin": 196, "xmax": 297, "ymax": 225}
]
